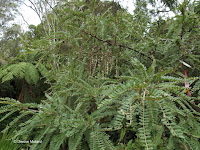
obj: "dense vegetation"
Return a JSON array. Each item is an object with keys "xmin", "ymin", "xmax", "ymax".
[{"xmin": 0, "ymin": 0, "xmax": 200, "ymax": 149}]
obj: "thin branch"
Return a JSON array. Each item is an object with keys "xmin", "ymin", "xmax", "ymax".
[
  {"xmin": 18, "ymin": 12, "xmax": 30, "ymax": 27},
  {"xmin": 156, "ymin": 10, "xmax": 171, "ymax": 14},
  {"xmin": 44, "ymin": 0, "xmax": 58, "ymax": 16},
  {"xmin": 24, "ymin": 1, "xmax": 47, "ymax": 35},
  {"xmin": 24, "ymin": 1, "xmax": 42, "ymax": 22}
]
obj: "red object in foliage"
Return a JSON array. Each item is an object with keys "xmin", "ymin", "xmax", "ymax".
[{"xmin": 184, "ymin": 69, "xmax": 191, "ymax": 97}]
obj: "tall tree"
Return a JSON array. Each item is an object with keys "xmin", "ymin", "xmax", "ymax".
[
  {"xmin": 0, "ymin": 0, "xmax": 21, "ymax": 33},
  {"xmin": 0, "ymin": 24, "xmax": 22, "ymax": 59}
]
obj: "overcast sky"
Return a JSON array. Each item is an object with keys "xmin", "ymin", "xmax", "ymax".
[{"xmin": 15, "ymin": 0, "xmax": 186, "ymax": 31}]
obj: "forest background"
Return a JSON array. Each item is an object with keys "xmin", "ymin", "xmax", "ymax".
[{"xmin": 0, "ymin": 0, "xmax": 200, "ymax": 149}]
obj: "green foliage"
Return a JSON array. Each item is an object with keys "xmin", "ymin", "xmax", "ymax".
[
  {"xmin": 148, "ymin": 1, "xmax": 200, "ymax": 74},
  {"xmin": 0, "ymin": 0, "xmax": 21, "ymax": 30},
  {"xmin": 0, "ymin": 92, "xmax": 116, "ymax": 150},
  {"xmin": 191, "ymin": 79, "xmax": 200, "ymax": 98},
  {"xmin": 0, "ymin": 62, "xmax": 39, "ymax": 84},
  {"xmin": 0, "ymin": 0, "xmax": 200, "ymax": 149},
  {"xmin": 0, "ymin": 128, "xmax": 20, "ymax": 150},
  {"xmin": 100, "ymin": 58, "xmax": 199, "ymax": 149},
  {"xmin": 1, "ymin": 58, "xmax": 199, "ymax": 149},
  {"xmin": 0, "ymin": 24, "xmax": 22, "ymax": 59}
]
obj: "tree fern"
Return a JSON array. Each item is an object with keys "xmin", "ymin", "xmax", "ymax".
[{"xmin": 0, "ymin": 62, "xmax": 39, "ymax": 84}]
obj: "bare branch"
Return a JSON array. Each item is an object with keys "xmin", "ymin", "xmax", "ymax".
[{"xmin": 18, "ymin": 12, "xmax": 30, "ymax": 27}]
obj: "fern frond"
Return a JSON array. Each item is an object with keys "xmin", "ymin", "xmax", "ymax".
[
  {"xmin": 131, "ymin": 58, "xmax": 148, "ymax": 79},
  {"xmin": 49, "ymin": 133, "xmax": 67, "ymax": 150},
  {"xmin": 0, "ymin": 109, "xmax": 19, "ymax": 123},
  {"xmin": 151, "ymin": 125, "xmax": 164, "ymax": 148},
  {"xmin": 30, "ymin": 126, "xmax": 51, "ymax": 150},
  {"xmin": 147, "ymin": 58, "xmax": 156, "ymax": 77},
  {"xmin": 0, "ymin": 128, "xmax": 19, "ymax": 150},
  {"xmin": 2, "ymin": 111, "xmax": 36, "ymax": 133},
  {"xmin": 183, "ymin": 136, "xmax": 200, "ymax": 150},
  {"xmin": 138, "ymin": 90, "xmax": 153, "ymax": 150},
  {"xmin": 191, "ymin": 78, "xmax": 200, "ymax": 96},
  {"xmin": 88, "ymin": 129, "xmax": 99, "ymax": 150},
  {"xmin": 98, "ymin": 98, "xmax": 113, "ymax": 109},
  {"xmin": 37, "ymin": 62, "xmax": 49, "ymax": 78},
  {"xmin": 25, "ymin": 63, "xmax": 39, "ymax": 84},
  {"xmin": 153, "ymin": 68, "xmax": 173, "ymax": 80},
  {"xmin": 89, "ymin": 125, "xmax": 116, "ymax": 150},
  {"xmin": 101, "ymin": 131, "xmax": 116, "ymax": 150},
  {"xmin": 35, "ymin": 133, "xmax": 52, "ymax": 150},
  {"xmin": 68, "ymin": 126, "xmax": 87, "ymax": 150},
  {"xmin": 107, "ymin": 81, "xmax": 137, "ymax": 99},
  {"xmin": 0, "ymin": 62, "xmax": 39, "ymax": 84},
  {"xmin": 158, "ymin": 101, "xmax": 185, "ymax": 139},
  {"xmin": 0, "ymin": 105, "xmax": 18, "ymax": 114}
]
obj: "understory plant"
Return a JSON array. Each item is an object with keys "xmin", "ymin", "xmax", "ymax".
[{"xmin": 0, "ymin": 58, "xmax": 199, "ymax": 150}]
